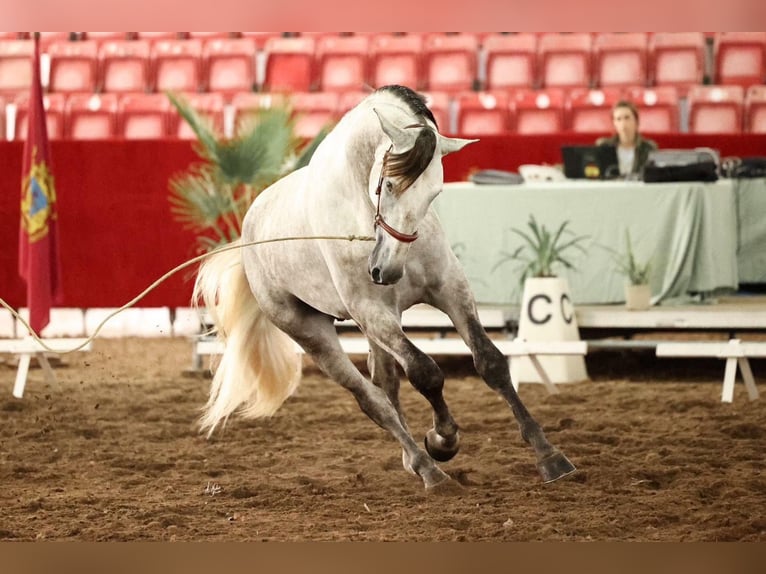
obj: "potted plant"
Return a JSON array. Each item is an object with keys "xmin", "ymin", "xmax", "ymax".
[
  {"xmin": 493, "ymin": 215, "xmax": 589, "ymax": 284},
  {"xmin": 613, "ymin": 229, "xmax": 652, "ymax": 311},
  {"xmin": 493, "ymin": 215, "xmax": 590, "ymax": 386}
]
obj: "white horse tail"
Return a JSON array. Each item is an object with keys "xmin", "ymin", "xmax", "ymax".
[{"xmin": 193, "ymin": 239, "xmax": 302, "ymax": 437}]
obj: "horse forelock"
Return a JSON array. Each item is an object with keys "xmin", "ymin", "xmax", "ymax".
[{"xmin": 382, "ymin": 128, "xmax": 438, "ymax": 195}]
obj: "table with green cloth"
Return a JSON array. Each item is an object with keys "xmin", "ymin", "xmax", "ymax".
[
  {"xmin": 735, "ymin": 177, "xmax": 766, "ymax": 285},
  {"xmin": 433, "ymin": 179, "xmax": 740, "ymax": 306}
]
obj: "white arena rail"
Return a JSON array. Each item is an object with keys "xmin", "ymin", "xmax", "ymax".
[
  {"xmin": 194, "ymin": 321, "xmax": 587, "ymax": 396},
  {"xmin": 0, "ymin": 338, "xmax": 93, "ymax": 399},
  {"xmin": 656, "ymin": 339, "xmax": 764, "ymax": 403}
]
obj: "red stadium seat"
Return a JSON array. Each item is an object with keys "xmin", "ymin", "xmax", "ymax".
[
  {"xmin": 419, "ymin": 91, "xmax": 452, "ymax": 133},
  {"xmin": 82, "ymin": 32, "xmax": 132, "ymax": 45},
  {"xmin": 687, "ymin": 85, "xmax": 744, "ymax": 134},
  {"xmin": 151, "ymin": 39, "xmax": 203, "ymax": 93},
  {"xmin": 37, "ymin": 32, "xmax": 73, "ymax": 52},
  {"xmin": 188, "ymin": 32, "xmax": 241, "ymax": 41},
  {"xmin": 172, "ymin": 92, "xmax": 226, "ymax": 138},
  {"xmin": 0, "ymin": 39, "xmax": 33, "ymax": 95},
  {"xmin": 99, "ymin": 40, "xmax": 151, "ymax": 93},
  {"xmin": 421, "ymin": 33, "xmax": 478, "ymax": 93},
  {"xmin": 482, "ymin": 33, "xmax": 537, "ymax": 90},
  {"xmin": 593, "ymin": 33, "xmax": 648, "ymax": 88},
  {"xmin": 135, "ymin": 32, "xmax": 185, "ymax": 43},
  {"xmin": 118, "ymin": 93, "xmax": 172, "ymax": 139},
  {"xmin": 567, "ymin": 88, "xmax": 623, "ymax": 133},
  {"xmin": 337, "ymin": 90, "xmax": 371, "ymax": 114},
  {"xmin": 0, "ymin": 95, "xmax": 5, "ymax": 140},
  {"xmin": 454, "ymin": 91, "xmax": 511, "ymax": 135},
  {"xmin": 512, "ymin": 88, "xmax": 566, "ymax": 134},
  {"xmin": 12, "ymin": 92, "xmax": 66, "ymax": 140},
  {"xmin": 47, "ymin": 40, "xmax": 99, "ymax": 93},
  {"xmin": 262, "ymin": 36, "xmax": 316, "ymax": 93},
  {"xmin": 624, "ymin": 86, "xmax": 681, "ymax": 133},
  {"xmin": 230, "ymin": 91, "xmax": 289, "ymax": 133},
  {"xmin": 203, "ymin": 37, "xmax": 257, "ymax": 94},
  {"xmin": 714, "ymin": 32, "xmax": 766, "ymax": 88},
  {"xmin": 538, "ymin": 33, "xmax": 593, "ymax": 89},
  {"xmin": 744, "ymin": 85, "xmax": 766, "ymax": 133},
  {"xmin": 315, "ymin": 35, "xmax": 370, "ymax": 92},
  {"xmin": 289, "ymin": 91, "xmax": 341, "ymax": 138},
  {"xmin": 368, "ymin": 34, "xmax": 422, "ymax": 90},
  {"xmin": 649, "ymin": 33, "xmax": 706, "ymax": 94},
  {"xmin": 65, "ymin": 93, "xmax": 119, "ymax": 139},
  {"xmin": 240, "ymin": 32, "xmax": 283, "ymax": 50}
]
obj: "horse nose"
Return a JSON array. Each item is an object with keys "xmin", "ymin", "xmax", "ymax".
[{"xmin": 370, "ymin": 267, "xmax": 383, "ymax": 284}]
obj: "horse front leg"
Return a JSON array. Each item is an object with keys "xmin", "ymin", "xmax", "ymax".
[
  {"xmin": 279, "ymin": 311, "xmax": 452, "ymax": 490},
  {"xmin": 359, "ymin": 316, "xmax": 461, "ymax": 465},
  {"xmin": 432, "ymin": 288, "xmax": 576, "ymax": 483}
]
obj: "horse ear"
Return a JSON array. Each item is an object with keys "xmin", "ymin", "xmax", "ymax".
[
  {"xmin": 373, "ymin": 107, "xmax": 418, "ymax": 150},
  {"xmin": 440, "ymin": 135, "xmax": 479, "ymax": 156}
]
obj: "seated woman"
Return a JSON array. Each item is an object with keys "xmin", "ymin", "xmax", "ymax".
[{"xmin": 597, "ymin": 100, "xmax": 658, "ymax": 178}]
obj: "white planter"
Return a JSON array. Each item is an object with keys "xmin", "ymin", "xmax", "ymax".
[
  {"xmin": 511, "ymin": 276, "xmax": 589, "ymax": 385},
  {"xmin": 625, "ymin": 283, "xmax": 651, "ymax": 311}
]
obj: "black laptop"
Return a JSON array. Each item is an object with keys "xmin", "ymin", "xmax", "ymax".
[{"xmin": 561, "ymin": 145, "xmax": 620, "ymax": 180}]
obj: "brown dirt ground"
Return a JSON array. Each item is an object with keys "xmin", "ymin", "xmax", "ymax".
[{"xmin": 1, "ymin": 337, "xmax": 765, "ymax": 541}]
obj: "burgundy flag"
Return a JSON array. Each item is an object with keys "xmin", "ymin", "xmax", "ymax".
[{"xmin": 18, "ymin": 33, "xmax": 62, "ymax": 334}]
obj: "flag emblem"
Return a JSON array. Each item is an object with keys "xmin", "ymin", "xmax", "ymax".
[{"xmin": 21, "ymin": 148, "xmax": 57, "ymax": 243}]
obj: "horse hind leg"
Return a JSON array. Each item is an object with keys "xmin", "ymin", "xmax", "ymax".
[
  {"xmin": 435, "ymin": 292, "xmax": 575, "ymax": 483},
  {"xmin": 467, "ymin": 320, "xmax": 575, "ymax": 482},
  {"xmin": 367, "ymin": 340, "xmax": 405, "ymax": 424},
  {"xmin": 368, "ymin": 341, "xmax": 419, "ymax": 475}
]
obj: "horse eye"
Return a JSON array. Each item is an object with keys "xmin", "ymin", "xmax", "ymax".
[{"xmin": 385, "ymin": 181, "xmax": 393, "ymax": 192}]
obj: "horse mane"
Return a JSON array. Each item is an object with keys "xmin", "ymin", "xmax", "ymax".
[{"xmin": 377, "ymin": 85, "xmax": 438, "ymax": 129}]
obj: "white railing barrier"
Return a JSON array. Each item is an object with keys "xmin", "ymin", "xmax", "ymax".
[{"xmin": 656, "ymin": 339, "xmax": 763, "ymax": 403}]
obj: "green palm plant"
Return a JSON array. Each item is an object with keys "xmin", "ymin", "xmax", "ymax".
[
  {"xmin": 492, "ymin": 215, "xmax": 589, "ymax": 284},
  {"xmin": 167, "ymin": 92, "xmax": 330, "ymax": 253}
]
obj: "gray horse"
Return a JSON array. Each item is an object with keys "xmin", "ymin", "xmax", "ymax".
[{"xmin": 194, "ymin": 85, "xmax": 575, "ymax": 490}]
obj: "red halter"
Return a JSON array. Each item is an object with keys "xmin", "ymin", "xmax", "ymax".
[{"xmin": 373, "ymin": 142, "xmax": 420, "ymax": 244}]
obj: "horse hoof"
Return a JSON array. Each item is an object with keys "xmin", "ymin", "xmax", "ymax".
[
  {"xmin": 537, "ymin": 451, "xmax": 577, "ymax": 483},
  {"xmin": 424, "ymin": 429, "xmax": 460, "ymax": 462}
]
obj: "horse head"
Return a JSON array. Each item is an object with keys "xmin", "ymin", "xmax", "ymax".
[{"xmin": 367, "ymin": 105, "xmax": 476, "ymax": 285}]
